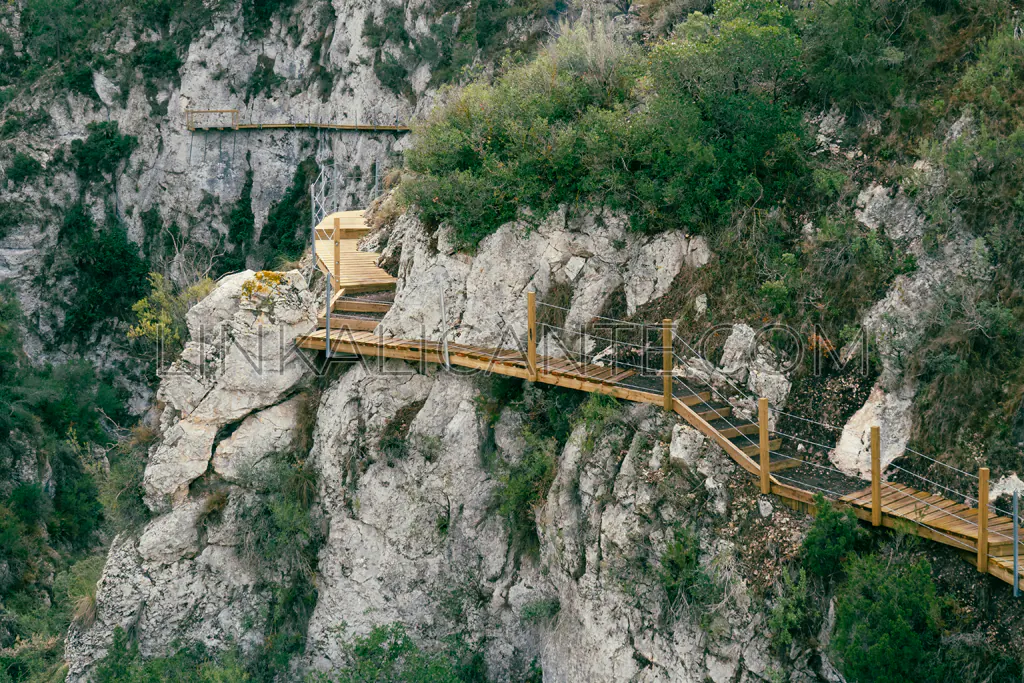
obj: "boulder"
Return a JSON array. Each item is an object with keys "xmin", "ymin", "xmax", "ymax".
[{"xmin": 830, "ymin": 382, "xmax": 914, "ymax": 478}]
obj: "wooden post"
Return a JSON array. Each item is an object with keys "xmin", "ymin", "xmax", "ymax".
[
  {"xmin": 662, "ymin": 319, "xmax": 672, "ymax": 411},
  {"xmin": 332, "ymin": 216, "xmax": 341, "ymax": 291},
  {"xmin": 871, "ymin": 426, "xmax": 881, "ymax": 527},
  {"xmin": 758, "ymin": 398, "xmax": 771, "ymax": 494},
  {"xmin": 978, "ymin": 467, "xmax": 990, "ymax": 573},
  {"xmin": 527, "ymin": 292, "xmax": 537, "ymax": 381}
]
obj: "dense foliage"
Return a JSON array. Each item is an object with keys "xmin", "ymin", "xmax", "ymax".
[
  {"xmin": 70, "ymin": 121, "xmax": 138, "ymax": 186},
  {"xmin": 832, "ymin": 555, "xmax": 944, "ymax": 682},
  {"xmin": 362, "ymin": 0, "xmax": 564, "ymax": 101},
  {"xmin": 801, "ymin": 495, "xmax": 866, "ymax": 577},
  {"xmin": 477, "ymin": 379, "xmax": 584, "ymax": 557},
  {"xmin": 57, "ymin": 204, "xmax": 151, "ymax": 342},
  {"xmin": 0, "ymin": 288, "xmax": 134, "ymax": 681},
  {"xmin": 404, "ymin": 11, "xmax": 808, "ymax": 248}
]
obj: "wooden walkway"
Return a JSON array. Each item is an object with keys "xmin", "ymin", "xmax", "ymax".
[
  {"xmin": 185, "ymin": 109, "xmax": 410, "ymax": 133},
  {"xmin": 296, "ymin": 210, "xmax": 1023, "ymax": 592}
]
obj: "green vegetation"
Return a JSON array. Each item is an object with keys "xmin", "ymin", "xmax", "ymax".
[
  {"xmin": 658, "ymin": 525, "xmax": 724, "ymax": 619},
  {"xmin": 832, "ymin": 555, "xmax": 943, "ymax": 682},
  {"xmin": 800, "ymin": 494, "xmax": 866, "ymax": 577},
  {"xmin": 1, "ymin": 109, "xmax": 52, "ymax": 138},
  {"xmin": 243, "ymin": 0, "xmax": 296, "ymax": 37},
  {"xmin": 245, "ymin": 55, "xmax": 285, "ymax": 102},
  {"xmin": 234, "ymin": 446, "xmax": 321, "ymax": 676},
  {"xmin": 520, "ymin": 597, "xmax": 560, "ymax": 625},
  {"xmin": 70, "ymin": 121, "xmax": 138, "ymax": 186},
  {"xmin": 220, "ymin": 161, "xmax": 256, "ymax": 272},
  {"xmin": 362, "ymin": 0, "xmax": 563, "ymax": 101},
  {"xmin": 379, "ymin": 400, "xmax": 426, "ymax": 464},
  {"xmin": 494, "ymin": 435, "xmax": 557, "ymax": 558},
  {"xmin": 480, "ymin": 380, "xmax": 585, "ymax": 558},
  {"xmin": 326, "ymin": 622, "xmax": 487, "ymax": 683},
  {"xmin": 403, "ymin": 14, "xmax": 808, "ymax": 249},
  {"xmin": 133, "ymin": 40, "xmax": 182, "ymax": 83},
  {"xmin": 92, "ymin": 627, "xmax": 251, "ymax": 682},
  {"xmin": 0, "ymin": 287, "xmax": 137, "ymax": 680},
  {"xmin": 767, "ymin": 567, "xmax": 816, "ymax": 653},
  {"xmin": 6, "ymin": 153, "xmax": 43, "ymax": 185},
  {"xmin": 6, "ymin": 0, "xmax": 212, "ymax": 104},
  {"xmin": 127, "ymin": 273, "xmax": 215, "ymax": 362},
  {"xmin": 57, "ymin": 204, "xmax": 150, "ymax": 342}
]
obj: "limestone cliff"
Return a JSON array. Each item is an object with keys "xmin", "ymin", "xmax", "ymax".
[{"xmin": 64, "ymin": 211, "xmax": 831, "ymax": 681}]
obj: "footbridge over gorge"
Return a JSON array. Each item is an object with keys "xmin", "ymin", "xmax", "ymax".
[{"xmin": 295, "ymin": 209, "xmax": 1024, "ymax": 594}]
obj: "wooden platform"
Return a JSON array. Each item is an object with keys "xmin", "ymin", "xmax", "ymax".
[{"xmin": 315, "ymin": 211, "xmax": 397, "ymax": 292}]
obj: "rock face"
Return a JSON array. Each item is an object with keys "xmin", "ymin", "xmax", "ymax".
[
  {"xmin": 0, "ymin": 0, "xmax": 414, "ymax": 369},
  {"xmin": 379, "ymin": 207, "xmax": 710, "ymax": 348},
  {"xmin": 144, "ymin": 269, "xmax": 318, "ymax": 510},
  {"xmin": 65, "ymin": 269, "xmax": 317, "ymax": 680},
  {"xmin": 66, "ymin": 203, "xmax": 804, "ymax": 682},
  {"xmin": 831, "ymin": 384, "xmax": 915, "ymax": 478},
  {"xmin": 832, "ymin": 179, "xmax": 992, "ymax": 474}
]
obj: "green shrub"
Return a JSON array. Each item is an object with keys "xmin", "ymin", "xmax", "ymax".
[
  {"xmin": 402, "ymin": 12, "xmax": 808, "ymax": 249},
  {"xmin": 6, "ymin": 152, "xmax": 42, "ymax": 184},
  {"xmin": 494, "ymin": 435, "xmax": 557, "ymax": 558},
  {"xmin": 767, "ymin": 567, "xmax": 817, "ymax": 652},
  {"xmin": 62, "ymin": 63, "xmax": 99, "ymax": 100},
  {"xmin": 70, "ymin": 121, "xmax": 138, "ymax": 185},
  {"xmin": 128, "ymin": 273, "xmax": 215, "ymax": 362},
  {"xmin": 0, "ymin": 505, "xmax": 32, "ymax": 594},
  {"xmin": 244, "ymin": 0, "xmax": 294, "ymax": 37},
  {"xmin": 245, "ymin": 54, "xmax": 284, "ymax": 102},
  {"xmin": 134, "ymin": 41, "xmax": 183, "ymax": 83},
  {"xmin": 956, "ymin": 26, "xmax": 1024, "ymax": 119},
  {"xmin": 831, "ymin": 555, "xmax": 942, "ymax": 682},
  {"xmin": 92, "ymin": 627, "xmax": 252, "ymax": 682},
  {"xmin": 801, "ymin": 494, "xmax": 865, "ymax": 577},
  {"xmin": 238, "ymin": 451, "xmax": 321, "ymax": 577},
  {"xmin": 8, "ymin": 483, "xmax": 51, "ymax": 528},
  {"xmin": 1, "ymin": 109, "xmax": 52, "ymax": 138},
  {"xmin": 802, "ymin": 0, "xmax": 909, "ymax": 111},
  {"xmin": 60, "ymin": 206, "xmax": 150, "ymax": 341},
  {"xmin": 658, "ymin": 525, "xmax": 724, "ymax": 616},
  {"xmin": 520, "ymin": 597, "xmax": 560, "ymax": 625},
  {"xmin": 99, "ymin": 432, "xmax": 152, "ymax": 532},
  {"xmin": 334, "ymin": 623, "xmax": 469, "ymax": 683}
]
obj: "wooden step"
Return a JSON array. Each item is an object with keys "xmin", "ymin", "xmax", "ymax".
[
  {"xmin": 333, "ymin": 299, "xmax": 392, "ymax": 314},
  {"xmin": 707, "ymin": 418, "xmax": 758, "ymax": 439},
  {"xmin": 693, "ymin": 403, "xmax": 732, "ymax": 421},
  {"xmin": 676, "ymin": 390, "xmax": 712, "ymax": 407},
  {"xmin": 317, "ymin": 314, "xmax": 380, "ymax": 331},
  {"xmin": 736, "ymin": 437, "xmax": 782, "ymax": 456}
]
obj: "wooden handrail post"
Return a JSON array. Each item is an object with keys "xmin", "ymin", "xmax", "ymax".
[
  {"xmin": 527, "ymin": 291, "xmax": 537, "ymax": 381},
  {"xmin": 978, "ymin": 466, "xmax": 990, "ymax": 573},
  {"xmin": 759, "ymin": 398, "xmax": 771, "ymax": 494},
  {"xmin": 332, "ymin": 216, "xmax": 341, "ymax": 292},
  {"xmin": 871, "ymin": 426, "xmax": 881, "ymax": 527},
  {"xmin": 662, "ymin": 319, "xmax": 672, "ymax": 411}
]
